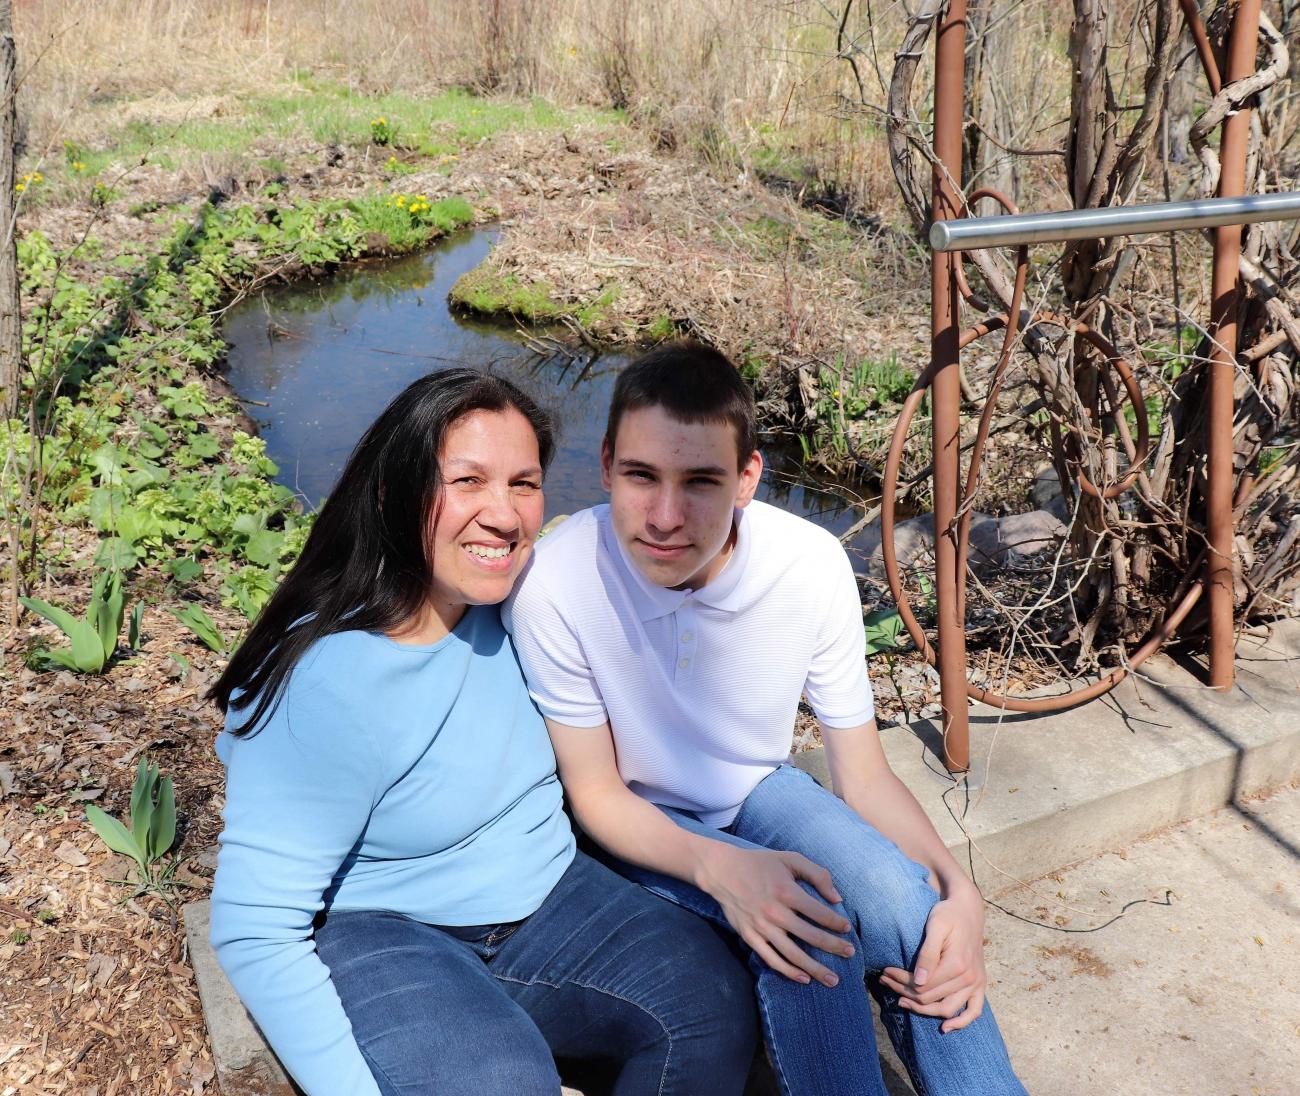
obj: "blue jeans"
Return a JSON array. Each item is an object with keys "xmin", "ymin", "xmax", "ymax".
[
  {"xmin": 600, "ymin": 764, "xmax": 1027, "ymax": 1096},
  {"xmin": 315, "ymin": 850, "xmax": 757, "ymax": 1095}
]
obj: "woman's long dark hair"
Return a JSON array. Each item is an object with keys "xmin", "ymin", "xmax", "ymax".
[{"xmin": 209, "ymin": 368, "xmax": 555, "ymax": 736}]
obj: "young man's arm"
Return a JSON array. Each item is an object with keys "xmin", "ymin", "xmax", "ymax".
[
  {"xmin": 546, "ymin": 716, "xmax": 857, "ymax": 988},
  {"xmin": 819, "ymin": 718, "xmax": 988, "ymax": 1033}
]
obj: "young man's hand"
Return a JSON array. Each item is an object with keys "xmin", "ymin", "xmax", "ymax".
[
  {"xmin": 877, "ymin": 883, "xmax": 988, "ymax": 1032},
  {"xmin": 694, "ymin": 840, "xmax": 855, "ymax": 988}
]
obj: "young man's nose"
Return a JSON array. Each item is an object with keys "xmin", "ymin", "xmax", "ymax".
[{"xmin": 646, "ymin": 488, "xmax": 686, "ymax": 533}]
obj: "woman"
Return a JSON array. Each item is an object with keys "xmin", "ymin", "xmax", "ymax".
[{"xmin": 207, "ymin": 369, "xmax": 757, "ymax": 1096}]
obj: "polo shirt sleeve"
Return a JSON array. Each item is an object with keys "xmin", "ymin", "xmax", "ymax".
[
  {"xmin": 803, "ymin": 542, "xmax": 875, "ymax": 728},
  {"xmin": 504, "ymin": 572, "xmax": 610, "ymax": 728}
]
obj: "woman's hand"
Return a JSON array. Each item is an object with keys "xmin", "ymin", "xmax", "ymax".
[
  {"xmin": 694, "ymin": 840, "xmax": 855, "ymax": 988},
  {"xmin": 878, "ymin": 882, "xmax": 988, "ymax": 1032}
]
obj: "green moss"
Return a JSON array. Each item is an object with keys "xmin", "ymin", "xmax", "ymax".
[
  {"xmin": 451, "ymin": 266, "xmax": 619, "ymax": 334},
  {"xmin": 451, "ymin": 269, "xmax": 567, "ymax": 323}
]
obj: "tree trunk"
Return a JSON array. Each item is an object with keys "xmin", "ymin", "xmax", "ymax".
[{"xmin": 0, "ymin": 0, "xmax": 19, "ymax": 420}]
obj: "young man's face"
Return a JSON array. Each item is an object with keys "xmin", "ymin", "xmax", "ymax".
[{"xmin": 601, "ymin": 404, "xmax": 762, "ymax": 590}]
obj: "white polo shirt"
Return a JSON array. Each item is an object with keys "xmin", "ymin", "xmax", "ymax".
[{"xmin": 505, "ymin": 500, "xmax": 874, "ymax": 827}]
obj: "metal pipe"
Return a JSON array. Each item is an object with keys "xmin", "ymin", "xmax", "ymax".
[
  {"xmin": 1178, "ymin": 0, "xmax": 1223, "ymax": 94},
  {"xmin": 1207, "ymin": 0, "xmax": 1261, "ymax": 690},
  {"xmin": 930, "ymin": 0, "xmax": 968, "ymax": 773},
  {"xmin": 930, "ymin": 190, "xmax": 1300, "ymax": 251}
]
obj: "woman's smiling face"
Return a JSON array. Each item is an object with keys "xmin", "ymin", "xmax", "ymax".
[{"xmin": 423, "ymin": 407, "xmax": 546, "ymax": 633}]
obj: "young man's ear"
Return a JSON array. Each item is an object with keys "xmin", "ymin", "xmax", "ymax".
[
  {"xmin": 735, "ymin": 449, "xmax": 763, "ymax": 508},
  {"xmin": 600, "ymin": 436, "xmax": 614, "ymax": 492}
]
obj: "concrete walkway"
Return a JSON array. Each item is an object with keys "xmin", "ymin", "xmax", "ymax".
[{"xmin": 975, "ymin": 781, "xmax": 1300, "ymax": 1096}]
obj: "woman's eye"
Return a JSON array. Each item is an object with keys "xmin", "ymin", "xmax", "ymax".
[{"xmin": 513, "ymin": 481, "xmax": 541, "ymax": 492}]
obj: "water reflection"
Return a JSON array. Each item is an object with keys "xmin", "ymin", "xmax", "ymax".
[{"xmin": 221, "ymin": 228, "xmax": 864, "ymax": 536}]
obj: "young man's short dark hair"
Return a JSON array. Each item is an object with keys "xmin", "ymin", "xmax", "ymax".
[{"xmin": 605, "ymin": 340, "xmax": 758, "ymax": 470}]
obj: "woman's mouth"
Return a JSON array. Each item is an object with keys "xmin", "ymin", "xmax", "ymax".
[{"xmin": 463, "ymin": 542, "xmax": 516, "ymax": 570}]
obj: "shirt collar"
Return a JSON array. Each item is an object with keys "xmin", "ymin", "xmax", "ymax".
[{"xmin": 603, "ymin": 504, "xmax": 752, "ymax": 621}]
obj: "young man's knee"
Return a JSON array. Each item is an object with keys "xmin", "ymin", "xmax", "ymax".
[{"xmin": 838, "ymin": 862, "xmax": 939, "ymax": 969}]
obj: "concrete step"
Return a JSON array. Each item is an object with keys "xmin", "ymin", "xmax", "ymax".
[
  {"xmin": 795, "ymin": 617, "xmax": 1300, "ymax": 898},
  {"xmin": 187, "ymin": 618, "xmax": 1300, "ymax": 1094}
]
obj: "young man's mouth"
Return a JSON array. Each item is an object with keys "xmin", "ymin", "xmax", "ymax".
[{"xmin": 636, "ymin": 539, "xmax": 692, "ymax": 560}]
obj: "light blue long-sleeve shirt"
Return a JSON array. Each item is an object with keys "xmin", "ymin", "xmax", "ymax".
[{"xmin": 209, "ymin": 606, "xmax": 576, "ymax": 1096}]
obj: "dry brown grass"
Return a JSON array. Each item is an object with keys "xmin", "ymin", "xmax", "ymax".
[{"xmin": 16, "ymin": 0, "xmax": 909, "ymax": 216}]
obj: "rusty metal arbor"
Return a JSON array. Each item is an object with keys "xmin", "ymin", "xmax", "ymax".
[{"xmin": 882, "ymin": 0, "xmax": 1300, "ymax": 773}]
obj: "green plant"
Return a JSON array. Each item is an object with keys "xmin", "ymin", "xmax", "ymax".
[
  {"xmin": 84, "ymin": 758, "xmax": 178, "ymax": 895},
  {"xmin": 370, "ymin": 116, "xmax": 394, "ymax": 145},
  {"xmin": 383, "ymin": 154, "xmax": 417, "ymax": 176},
  {"xmin": 19, "ymin": 568, "xmax": 129, "ymax": 673},
  {"xmin": 90, "ymin": 180, "xmax": 116, "ymax": 208},
  {"xmin": 645, "ymin": 313, "xmax": 675, "ymax": 341},
  {"xmin": 170, "ymin": 603, "xmax": 230, "ymax": 654},
  {"xmin": 863, "ymin": 606, "xmax": 905, "ymax": 656}
]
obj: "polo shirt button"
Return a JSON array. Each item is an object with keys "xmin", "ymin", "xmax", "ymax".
[
  {"xmin": 678, "ymin": 658, "xmax": 690, "ymax": 669},
  {"xmin": 681, "ymin": 631, "xmax": 694, "ymax": 642}
]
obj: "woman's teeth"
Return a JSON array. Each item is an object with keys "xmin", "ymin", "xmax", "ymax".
[{"xmin": 465, "ymin": 544, "xmax": 510, "ymax": 559}]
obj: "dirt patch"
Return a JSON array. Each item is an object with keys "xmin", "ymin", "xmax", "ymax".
[{"xmin": 1035, "ymin": 943, "xmax": 1114, "ymax": 979}]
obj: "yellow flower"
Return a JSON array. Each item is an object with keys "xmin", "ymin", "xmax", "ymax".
[
  {"xmin": 72, "ymin": 161, "xmax": 86, "ymax": 172},
  {"xmin": 14, "ymin": 182, "xmax": 23, "ymax": 192}
]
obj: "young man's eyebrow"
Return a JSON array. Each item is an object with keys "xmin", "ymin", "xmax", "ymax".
[{"xmin": 616, "ymin": 458, "xmax": 728, "ymax": 476}]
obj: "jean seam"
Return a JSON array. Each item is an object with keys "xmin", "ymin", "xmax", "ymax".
[
  {"xmin": 353, "ymin": 1037, "xmax": 406, "ymax": 1096},
  {"xmin": 753, "ymin": 978, "xmax": 795, "ymax": 1096},
  {"xmin": 492, "ymin": 973, "xmax": 674, "ymax": 1095}
]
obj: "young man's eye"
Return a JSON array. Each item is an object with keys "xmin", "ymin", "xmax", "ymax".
[{"xmin": 624, "ymin": 469, "xmax": 655, "ymax": 482}]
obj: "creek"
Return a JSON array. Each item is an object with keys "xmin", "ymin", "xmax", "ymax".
[{"xmin": 222, "ymin": 228, "xmax": 862, "ymax": 536}]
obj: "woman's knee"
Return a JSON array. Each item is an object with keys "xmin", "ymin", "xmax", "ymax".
[
  {"xmin": 359, "ymin": 1012, "xmax": 559, "ymax": 1096},
  {"xmin": 451, "ymin": 1041, "xmax": 560, "ymax": 1096},
  {"xmin": 660, "ymin": 919, "xmax": 759, "ymax": 1074}
]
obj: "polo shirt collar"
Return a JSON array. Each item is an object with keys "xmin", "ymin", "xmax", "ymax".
[{"xmin": 602, "ymin": 505, "xmax": 753, "ymax": 621}]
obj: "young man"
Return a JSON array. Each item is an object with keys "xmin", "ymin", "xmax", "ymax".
[{"xmin": 505, "ymin": 342, "xmax": 1026, "ymax": 1096}]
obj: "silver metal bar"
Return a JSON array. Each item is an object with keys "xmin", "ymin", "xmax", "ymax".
[{"xmin": 930, "ymin": 190, "xmax": 1300, "ymax": 251}]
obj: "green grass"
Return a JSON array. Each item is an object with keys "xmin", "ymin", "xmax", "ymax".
[
  {"xmin": 33, "ymin": 83, "xmax": 626, "ymax": 196},
  {"xmin": 168, "ymin": 83, "xmax": 614, "ymax": 159}
]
